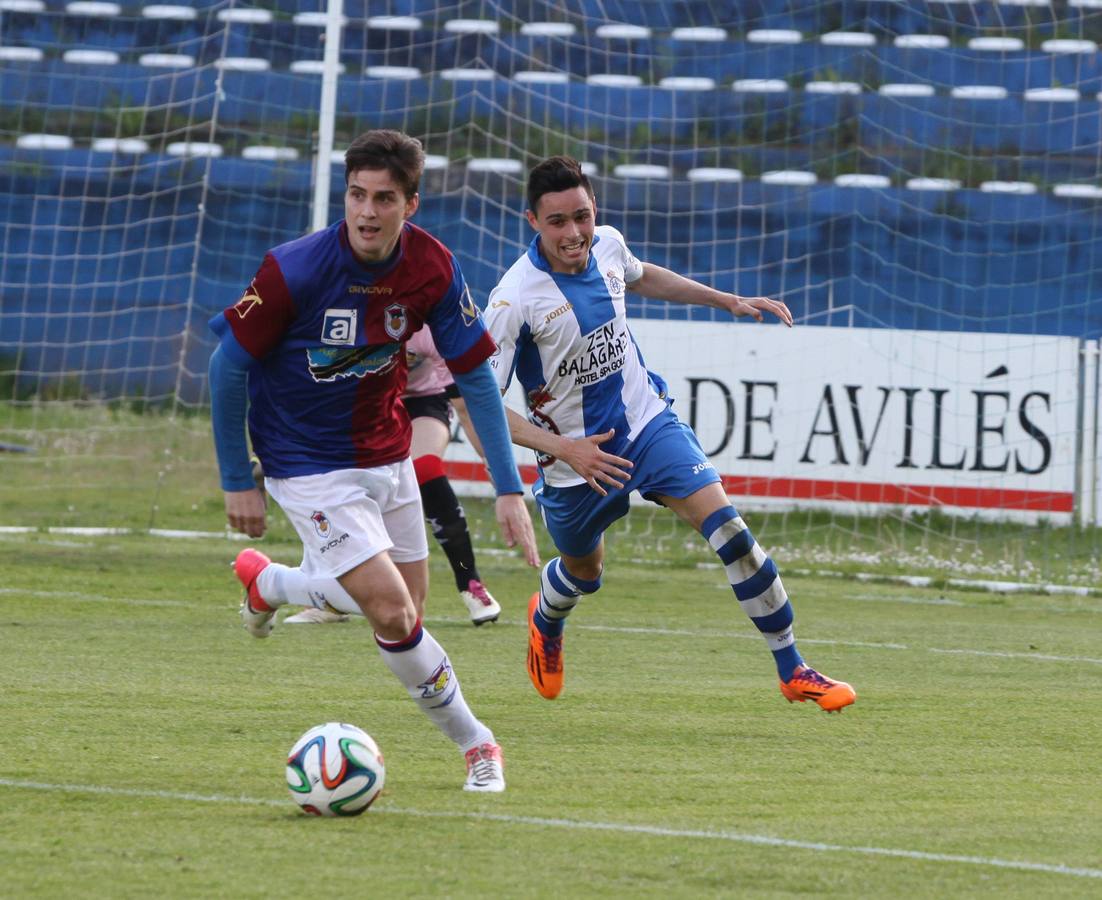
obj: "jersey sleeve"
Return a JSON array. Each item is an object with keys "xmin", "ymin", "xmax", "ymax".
[
  {"xmin": 425, "ymin": 256, "xmax": 497, "ymax": 375},
  {"xmin": 207, "ymin": 253, "xmax": 297, "ymax": 362},
  {"xmin": 602, "ymin": 225, "xmax": 645, "ymax": 284},
  {"xmin": 482, "ymin": 282, "xmax": 528, "ymax": 393}
]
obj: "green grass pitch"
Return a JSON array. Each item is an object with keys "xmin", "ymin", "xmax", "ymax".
[{"xmin": 1, "ymin": 530, "xmax": 1100, "ymax": 897}]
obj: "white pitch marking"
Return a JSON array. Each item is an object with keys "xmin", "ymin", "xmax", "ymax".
[
  {"xmin": 2, "ymin": 598, "xmax": 1098, "ymax": 666},
  {"xmin": 852, "ymin": 592, "xmax": 965, "ymax": 607},
  {"xmin": 0, "ymin": 587, "xmax": 196, "ymax": 608},
  {"xmin": 929, "ymin": 647, "xmax": 1102, "ymax": 664},
  {"xmin": 0, "ymin": 778, "xmax": 1098, "ymax": 880}
]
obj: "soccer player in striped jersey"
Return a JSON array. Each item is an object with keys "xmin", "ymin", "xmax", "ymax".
[
  {"xmin": 483, "ymin": 155, "xmax": 856, "ymax": 712},
  {"xmin": 208, "ymin": 130, "xmax": 540, "ymax": 792}
]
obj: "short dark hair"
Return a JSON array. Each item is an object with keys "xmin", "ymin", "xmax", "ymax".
[
  {"xmin": 527, "ymin": 155, "xmax": 594, "ymax": 215},
  {"xmin": 344, "ymin": 130, "xmax": 424, "ymax": 199}
]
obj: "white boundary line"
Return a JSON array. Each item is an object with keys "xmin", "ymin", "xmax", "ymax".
[
  {"xmin": 0, "ymin": 525, "xmax": 1097, "ymax": 596},
  {"xmin": 2, "ymin": 590, "xmax": 1101, "ymax": 666},
  {"xmin": 0, "ymin": 778, "xmax": 1098, "ymax": 880}
]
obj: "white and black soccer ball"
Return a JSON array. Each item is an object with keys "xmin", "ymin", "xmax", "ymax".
[{"xmin": 285, "ymin": 722, "xmax": 385, "ymax": 816}]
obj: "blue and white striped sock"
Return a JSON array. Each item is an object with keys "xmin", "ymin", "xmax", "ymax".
[
  {"xmin": 535, "ymin": 557, "xmax": 602, "ymax": 637},
  {"xmin": 701, "ymin": 506, "xmax": 804, "ymax": 682}
]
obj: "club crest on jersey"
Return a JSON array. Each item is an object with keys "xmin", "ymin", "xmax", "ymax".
[
  {"xmin": 310, "ymin": 510, "xmax": 331, "ymax": 538},
  {"xmin": 607, "ymin": 271, "xmax": 625, "ymax": 295},
  {"xmin": 459, "ymin": 285, "xmax": 479, "ymax": 327},
  {"xmin": 384, "ymin": 304, "xmax": 407, "ymax": 339},
  {"xmin": 417, "ymin": 660, "xmax": 453, "ymax": 699},
  {"xmin": 322, "ymin": 309, "xmax": 357, "ymax": 345}
]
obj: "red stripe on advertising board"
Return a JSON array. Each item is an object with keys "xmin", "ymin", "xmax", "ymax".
[{"xmin": 442, "ymin": 460, "xmax": 1073, "ymax": 513}]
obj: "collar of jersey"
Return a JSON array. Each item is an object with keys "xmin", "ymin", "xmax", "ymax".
[
  {"xmin": 340, "ymin": 221, "xmax": 406, "ymax": 280},
  {"xmin": 527, "ymin": 232, "xmax": 602, "ymax": 275}
]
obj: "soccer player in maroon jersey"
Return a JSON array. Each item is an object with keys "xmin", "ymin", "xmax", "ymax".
[{"xmin": 208, "ymin": 130, "xmax": 538, "ymax": 792}]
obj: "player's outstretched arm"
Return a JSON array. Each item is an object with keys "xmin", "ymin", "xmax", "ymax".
[
  {"xmin": 504, "ymin": 408, "xmax": 632, "ymax": 497},
  {"xmin": 628, "ymin": 263, "xmax": 793, "ymax": 326},
  {"xmin": 209, "ymin": 345, "xmax": 267, "ymax": 537},
  {"xmin": 449, "ymin": 395, "xmax": 485, "ymax": 460},
  {"xmin": 451, "ymin": 362, "xmax": 540, "ymax": 567}
]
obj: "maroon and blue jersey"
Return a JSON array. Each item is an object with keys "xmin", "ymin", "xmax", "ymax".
[{"xmin": 209, "ymin": 220, "xmax": 496, "ymax": 477}]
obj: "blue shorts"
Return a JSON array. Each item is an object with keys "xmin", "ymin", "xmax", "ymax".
[{"xmin": 533, "ymin": 409, "xmax": 721, "ymax": 558}]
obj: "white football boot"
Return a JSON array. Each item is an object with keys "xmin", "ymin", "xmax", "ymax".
[
  {"xmin": 463, "ymin": 742, "xmax": 505, "ymax": 793},
  {"xmin": 283, "ymin": 607, "xmax": 350, "ymax": 625},
  {"xmin": 460, "ymin": 579, "xmax": 501, "ymax": 626}
]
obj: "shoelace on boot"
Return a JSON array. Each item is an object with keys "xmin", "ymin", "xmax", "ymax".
[{"xmin": 467, "ymin": 580, "xmax": 494, "ymax": 606}]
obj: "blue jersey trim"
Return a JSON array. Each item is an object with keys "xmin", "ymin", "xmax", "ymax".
[
  {"xmin": 208, "ymin": 345, "xmax": 256, "ymax": 491},
  {"xmin": 208, "ymin": 312, "xmax": 259, "ymax": 368}
]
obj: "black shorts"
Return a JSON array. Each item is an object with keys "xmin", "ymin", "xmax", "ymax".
[{"xmin": 403, "ymin": 391, "xmax": 452, "ymax": 426}]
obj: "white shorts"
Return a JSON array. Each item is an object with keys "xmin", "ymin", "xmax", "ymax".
[{"xmin": 265, "ymin": 459, "xmax": 428, "ymax": 578}]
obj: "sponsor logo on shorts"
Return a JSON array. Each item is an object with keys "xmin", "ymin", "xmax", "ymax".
[
  {"xmin": 417, "ymin": 660, "xmax": 452, "ymax": 699},
  {"xmin": 310, "ymin": 510, "xmax": 331, "ymax": 537},
  {"xmin": 319, "ymin": 533, "xmax": 350, "ymax": 554}
]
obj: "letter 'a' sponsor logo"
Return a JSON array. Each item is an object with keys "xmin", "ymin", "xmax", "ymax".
[{"xmin": 322, "ymin": 309, "xmax": 357, "ymax": 345}]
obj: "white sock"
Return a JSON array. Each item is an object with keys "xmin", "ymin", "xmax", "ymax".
[
  {"xmin": 376, "ymin": 622, "xmax": 493, "ymax": 752},
  {"xmin": 256, "ymin": 563, "xmax": 361, "ymax": 615}
]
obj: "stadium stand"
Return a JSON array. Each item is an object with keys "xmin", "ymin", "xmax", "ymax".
[{"xmin": 2, "ymin": 0, "xmax": 1101, "ymax": 400}]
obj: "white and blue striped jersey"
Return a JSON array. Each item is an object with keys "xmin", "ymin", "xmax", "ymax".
[{"xmin": 484, "ymin": 225, "xmax": 670, "ymax": 487}]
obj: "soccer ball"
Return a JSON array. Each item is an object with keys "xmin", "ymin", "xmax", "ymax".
[{"xmin": 285, "ymin": 722, "xmax": 386, "ymax": 816}]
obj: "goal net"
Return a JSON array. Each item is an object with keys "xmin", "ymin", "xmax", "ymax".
[{"xmin": 1, "ymin": 0, "xmax": 1100, "ymax": 583}]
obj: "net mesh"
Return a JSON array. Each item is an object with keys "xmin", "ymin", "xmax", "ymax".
[{"xmin": 1, "ymin": 0, "xmax": 1100, "ymax": 581}]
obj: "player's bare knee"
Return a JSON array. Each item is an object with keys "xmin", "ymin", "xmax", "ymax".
[
  {"xmin": 370, "ymin": 599, "xmax": 419, "ymax": 641},
  {"xmin": 563, "ymin": 558, "xmax": 602, "ymax": 583}
]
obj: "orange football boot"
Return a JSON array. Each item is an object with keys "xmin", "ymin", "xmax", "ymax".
[
  {"xmin": 779, "ymin": 665, "xmax": 856, "ymax": 712},
  {"xmin": 527, "ymin": 592, "xmax": 564, "ymax": 699}
]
